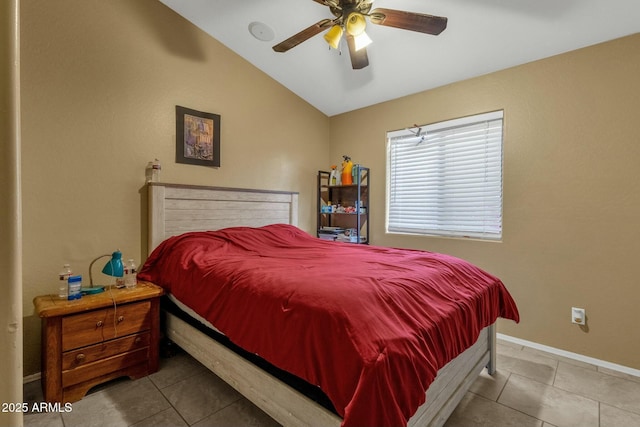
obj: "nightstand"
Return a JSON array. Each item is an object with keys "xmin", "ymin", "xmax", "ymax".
[{"xmin": 33, "ymin": 281, "xmax": 164, "ymax": 403}]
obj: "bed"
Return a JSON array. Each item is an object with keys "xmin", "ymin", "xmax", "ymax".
[{"xmin": 140, "ymin": 182, "xmax": 519, "ymax": 427}]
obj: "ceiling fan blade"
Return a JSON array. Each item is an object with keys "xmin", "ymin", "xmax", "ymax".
[
  {"xmin": 346, "ymin": 35, "xmax": 369, "ymax": 69},
  {"xmin": 369, "ymin": 8, "xmax": 447, "ymax": 35},
  {"xmin": 312, "ymin": 0, "xmax": 340, "ymax": 7},
  {"xmin": 273, "ymin": 19, "xmax": 335, "ymax": 53}
]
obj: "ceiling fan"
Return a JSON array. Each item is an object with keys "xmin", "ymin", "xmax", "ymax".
[{"xmin": 272, "ymin": 0, "xmax": 448, "ymax": 69}]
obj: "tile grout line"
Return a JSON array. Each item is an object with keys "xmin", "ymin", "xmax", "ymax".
[
  {"xmin": 144, "ymin": 373, "xmax": 190, "ymax": 427},
  {"xmin": 148, "ymin": 356, "xmax": 246, "ymax": 426},
  {"xmin": 598, "ymin": 401, "xmax": 601, "ymax": 427}
]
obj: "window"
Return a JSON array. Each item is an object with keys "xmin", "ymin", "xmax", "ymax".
[{"xmin": 386, "ymin": 111, "xmax": 503, "ymax": 240}]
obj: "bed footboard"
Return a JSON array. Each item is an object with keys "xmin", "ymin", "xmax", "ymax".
[
  {"xmin": 165, "ymin": 312, "xmax": 342, "ymax": 427},
  {"xmin": 408, "ymin": 325, "xmax": 494, "ymax": 427},
  {"xmin": 165, "ymin": 310, "xmax": 496, "ymax": 427}
]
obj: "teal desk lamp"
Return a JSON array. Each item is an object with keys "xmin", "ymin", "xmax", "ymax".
[{"xmin": 84, "ymin": 250, "xmax": 124, "ymax": 294}]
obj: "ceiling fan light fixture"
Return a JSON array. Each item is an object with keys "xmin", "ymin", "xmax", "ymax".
[
  {"xmin": 324, "ymin": 24, "xmax": 344, "ymax": 50},
  {"xmin": 346, "ymin": 12, "xmax": 367, "ymax": 36},
  {"xmin": 353, "ymin": 31, "xmax": 372, "ymax": 51},
  {"xmin": 271, "ymin": 1, "xmax": 448, "ymax": 70}
]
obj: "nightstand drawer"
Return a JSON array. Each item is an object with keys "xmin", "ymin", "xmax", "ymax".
[
  {"xmin": 106, "ymin": 300, "xmax": 152, "ymax": 339},
  {"xmin": 62, "ymin": 347, "xmax": 149, "ymax": 388},
  {"xmin": 62, "ymin": 332, "xmax": 150, "ymax": 371},
  {"xmin": 62, "ymin": 301, "xmax": 151, "ymax": 351},
  {"xmin": 62, "ymin": 308, "xmax": 108, "ymax": 351}
]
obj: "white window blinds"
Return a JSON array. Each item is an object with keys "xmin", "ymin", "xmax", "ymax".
[{"xmin": 386, "ymin": 111, "xmax": 503, "ymax": 240}]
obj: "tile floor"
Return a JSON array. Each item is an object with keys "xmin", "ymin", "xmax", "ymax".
[{"xmin": 23, "ymin": 339, "xmax": 640, "ymax": 427}]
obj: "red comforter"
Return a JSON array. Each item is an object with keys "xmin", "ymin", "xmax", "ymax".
[{"xmin": 138, "ymin": 224, "xmax": 519, "ymax": 427}]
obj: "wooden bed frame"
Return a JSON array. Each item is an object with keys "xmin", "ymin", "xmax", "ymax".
[{"xmin": 147, "ymin": 182, "xmax": 497, "ymax": 427}]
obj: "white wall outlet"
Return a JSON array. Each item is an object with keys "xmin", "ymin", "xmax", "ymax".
[{"xmin": 571, "ymin": 307, "xmax": 586, "ymax": 325}]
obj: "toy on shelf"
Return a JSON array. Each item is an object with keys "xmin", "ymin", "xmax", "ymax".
[{"xmin": 341, "ymin": 155, "xmax": 353, "ymax": 185}]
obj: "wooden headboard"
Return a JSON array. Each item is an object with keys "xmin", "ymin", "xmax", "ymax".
[{"xmin": 148, "ymin": 183, "xmax": 299, "ymax": 253}]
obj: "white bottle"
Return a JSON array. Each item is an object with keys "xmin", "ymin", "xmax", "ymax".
[
  {"xmin": 145, "ymin": 159, "xmax": 161, "ymax": 183},
  {"xmin": 329, "ymin": 167, "xmax": 339, "ymax": 186},
  {"xmin": 124, "ymin": 259, "xmax": 137, "ymax": 289},
  {"xmin": 58, "ymin": 264, "xmax": 72, "ymax": 300}
]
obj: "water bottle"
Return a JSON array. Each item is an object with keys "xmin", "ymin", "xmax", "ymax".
[
  {"xmin": 124, "ymin": 259, "xmax": 137, "ymax": 289},
  {"xmin": 68, "ymin": 275, "xmax": 82, "ymax": 300},
  {"xmin": 58, "ymin": 264, "xmax": 72, "ymax": 300}
]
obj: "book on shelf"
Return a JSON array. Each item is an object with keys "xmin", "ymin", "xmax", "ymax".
[{"xmin": 318, "ymin": 227, "xmax": 344, "ymax": 241}]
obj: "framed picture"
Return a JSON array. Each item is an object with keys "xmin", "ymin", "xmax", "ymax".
[{"xmin": 175, "ymin": 105, "xmax": 221, "ymax": 167}]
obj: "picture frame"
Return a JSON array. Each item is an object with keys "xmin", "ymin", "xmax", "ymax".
[{"xmin": 175, "ymin": 105, "xmax": 221, "ymax": 167}]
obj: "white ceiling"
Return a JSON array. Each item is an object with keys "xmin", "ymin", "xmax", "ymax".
[{"xmin": 159, "ymin": 0, "xmax": 639, "ymax": 117}]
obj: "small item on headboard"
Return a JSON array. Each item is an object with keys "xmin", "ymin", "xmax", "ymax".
[{"xmin": 145, "ymin": 159, "xmax": 161, "ymax": 183}]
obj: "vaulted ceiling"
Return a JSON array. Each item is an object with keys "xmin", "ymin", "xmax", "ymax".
[{"xmin": 160, "ymin": 0, "xmax": 640, "ymax": 116}]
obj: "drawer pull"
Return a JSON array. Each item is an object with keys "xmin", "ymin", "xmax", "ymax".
[
  {"xmin": 76, "ymin": 353, "xmax": 86, "ymax": 362},
  {"xmin": 118, "ymin": 315, "xmax": 125, "ymax": 323},
  {"xmin": 134, "ymin": 336, "xmax": 142, "ymax": 344},
  {"xmin": 96, "ymin": 320, "xmax": 103, "ymax": 328}
]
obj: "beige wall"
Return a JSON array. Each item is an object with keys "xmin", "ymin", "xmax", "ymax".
[
  {"xmin": 329, "ymin": 34, "xmax": 640, "ymax": 369},
  {"xmin": 20, "ymin": 0, "xmax": 329, "ymax": 376}
]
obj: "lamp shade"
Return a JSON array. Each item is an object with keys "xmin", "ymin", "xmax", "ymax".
[
  {"xmin": 352, "ymin": 31, "xmax": 372, "ymax": 51},
  {"xmin": 101, "ymin": 250, "xmax": 124, "ymax": 277},
  {"xmin": 346, "ymin": 13, "xmax": 367, "ymax": 36},
  {"xmin": 324, "ymin": 25, "xmax": 343, "ymax": 49}
]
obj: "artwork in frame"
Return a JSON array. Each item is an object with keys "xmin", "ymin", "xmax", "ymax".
[{"xmin": 176, "ymin": 105, "xmax": 221, "ymax": 167}]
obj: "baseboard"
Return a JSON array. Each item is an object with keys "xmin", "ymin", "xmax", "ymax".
[
  {"xmin": 23, "ymin": 372, "xmax": 41, "ymax": 384},
  {"xmin": 498, "ymin": 333, "xmax": 640, "ymax": 379}
]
